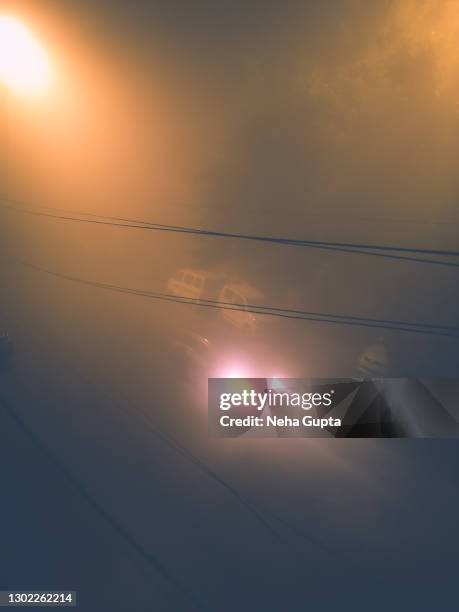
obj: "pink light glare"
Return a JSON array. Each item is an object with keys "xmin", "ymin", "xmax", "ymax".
[{"xmin": 211, "ymin": 355, "xmax": 287, "ymax": 380}]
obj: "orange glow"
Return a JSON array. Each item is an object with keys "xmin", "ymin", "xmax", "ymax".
[{"xmin": 0, "ymin": 15, "xmax": 52, "ymax": 95}]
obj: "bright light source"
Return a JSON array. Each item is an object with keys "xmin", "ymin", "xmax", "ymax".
[
  {"xmin": 221, "ymin": 366, "xmax": 248, "ymax": 379},
  {"xmin": 0, "ymin": 16, "xmax": 52, "ymax": 95}
]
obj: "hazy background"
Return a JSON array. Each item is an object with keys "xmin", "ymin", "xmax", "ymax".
[{"xmin": 1, "ymin": 1, "xmax": 459, "ymax": 610}]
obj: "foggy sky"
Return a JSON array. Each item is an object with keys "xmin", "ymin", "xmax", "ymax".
[
  {"xmin": 4, "ymin": 0, "xmax": 458, "ymax": 371},
  {"xmin": 1, "ymin": 3, "xmax": 459, "ymax": 610}
]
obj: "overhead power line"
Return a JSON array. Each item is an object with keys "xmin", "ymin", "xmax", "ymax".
[
  {"xmin": 15, "ymin": 258, "xmax": 459, "ymax": 338},
  {"xmin": 2, "ymin": 199, "xmax": 459, "ymax": 268}
]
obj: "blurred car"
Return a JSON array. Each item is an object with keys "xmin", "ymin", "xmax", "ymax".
[
  {"xmin": 172, "ymin": 331, "xmax": 212, "ymax": 373},
  {"xmin": 167, "ymin": 268, "xmax": 263, "ymax": 333},
  {"xmin": 357, "ymin": 343, "xmax": 389, "ymax": 378},
  {"xmin": 167, "ymin": 268, "xmax": 218, "ymax": 302},
  {"xmin": 218, "ymin": 282, "xmax": 261, "ymax": 333}
]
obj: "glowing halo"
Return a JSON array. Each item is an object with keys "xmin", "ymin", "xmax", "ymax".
[{"xmin": 0, "ymin": 16, "xmax": 52, "ymax": 95}]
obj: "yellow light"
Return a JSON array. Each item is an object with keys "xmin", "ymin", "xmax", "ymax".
[{"xmin": 0, "ymin": 16, "xmax": 52, "ymax": 95}]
